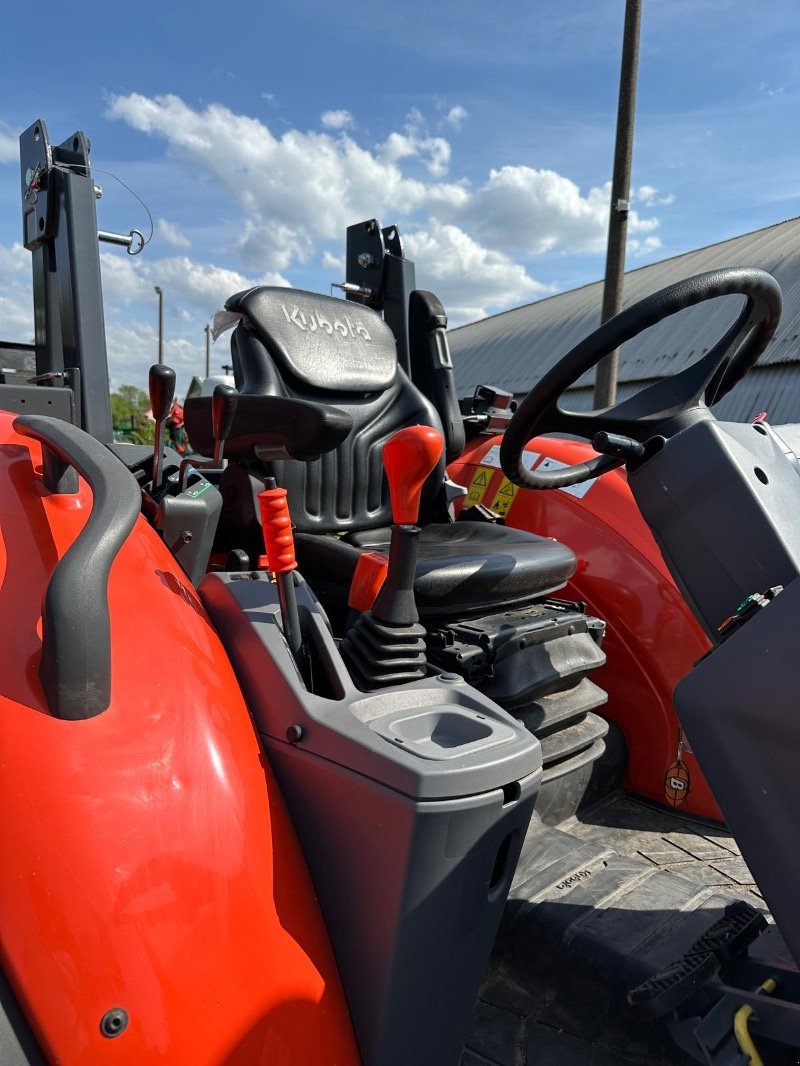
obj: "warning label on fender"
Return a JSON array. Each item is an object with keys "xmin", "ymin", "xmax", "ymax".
[
  {"xmin": 489, "ymin": 478, "xmax": 519, "ymax": 515},
  {"xmin": 464, "ymin": 466, "xmax": 495, "ymax": 507}
]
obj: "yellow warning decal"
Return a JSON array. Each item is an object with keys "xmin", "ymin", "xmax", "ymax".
[
  {"xmin": 488, "ymin": 477, "xmax": 519, "ymax": 516},
  {"xmin": 464, "ymin": 466, "xmax": 494, "ymax": 507}
]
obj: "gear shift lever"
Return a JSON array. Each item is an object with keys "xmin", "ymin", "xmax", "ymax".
[
  {"xmin": 341, "ymin": 424, "xmax": 444, "ymax": 690},
  {"xmin": 371, "ymin": 426, "xmax": 443, "ymax": 626}
]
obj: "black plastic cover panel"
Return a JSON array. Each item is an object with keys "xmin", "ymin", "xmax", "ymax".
[
  {"xmin": 674, "ymin": 575, "xmax": 800, "ymax": 969},
  {"xmin": 226, "ymin": 287, "xmax": 397, "ymax": 393},
  {"xmin": 630, "ymin": 418, "xmax": 800, "ymax": 639}
]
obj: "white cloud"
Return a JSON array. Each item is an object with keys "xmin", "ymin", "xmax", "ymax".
[
  {"xmin": 100, "ymin": 251, "xmax": 288, "ymax": 317},
  {"xmin": 405, "ymin": 221, "xmax": 549, "ymax": 324},
  {"xmin": 322, "ymin": 250, "xmax": 345, "ymax": 272},
  {"xmin": 444, "ymin": 105, "xmax": 468, "ymax": 130},
  {"xmin": 156, "ymin": 218, "xmax": 191, "ymax": 249},
  {"xmin": 102, "ymin": 93, "xmax": 667, "ymax": 325},
  {"xmin": 0, "ymin": 242, "xmax": 34, "ymax": 340},
  {"xmin": 108, "ymin": 93, "xmax": 666, "ymax": 271},
  {"xmin": 460, "ymin": 170, "xmax": 662, "ymax": 256},
  {"xmin": 0, "ymin": 232, "xmax": 290, "ymax": 391},
  {"xmin": 321, "ymin": 109, "xmax": 353, "ymax": 130},
  {"xmin": 629, "ymin": 235, "xmax": 663, "ymax": 257},
  {"xmin": 635, "ymin": 184, "xmax": 676, "ymax": 207},
  {"xmin": 106, "ymin": 93, "xmax": 468, "ymax": 272},
  {"xmin": 0, "ymin": 129, "xmax": 17, "ymax": 164}
]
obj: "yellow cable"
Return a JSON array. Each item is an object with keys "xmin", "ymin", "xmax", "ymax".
[{"xmin": 733, "ymin": 977, "xmax": 777, "ymax": 1066}]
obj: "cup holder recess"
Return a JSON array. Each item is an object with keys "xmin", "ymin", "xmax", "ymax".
[{"xmin": 375, "ymin": 706, "xmax": 516, "ymax": 761}]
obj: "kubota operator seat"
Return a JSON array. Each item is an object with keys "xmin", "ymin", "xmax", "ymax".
[{"xmin": 216, "ymin": 286, "xmax": 576, "ymax": 619}]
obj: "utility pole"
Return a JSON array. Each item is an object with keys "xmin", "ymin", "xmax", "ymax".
[
  {"xmin": 154, "ymin": 285, "xmax": 164, "ymax": 365},
  {"xmin": 204, "ymin": 323, "xmax": 211, "ymax": 378},
  {"xmin": 594, "ymin": 0, "xmax": 642, "ymax": 409}
]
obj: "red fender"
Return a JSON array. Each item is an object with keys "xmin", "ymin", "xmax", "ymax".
[
  {"xmin": 450, "ymin": 434, "xmax": 720, "ymax": 822},
  {"xmin": 0, "ymin": 413, "xmax": 359, "ymax": 1064}
]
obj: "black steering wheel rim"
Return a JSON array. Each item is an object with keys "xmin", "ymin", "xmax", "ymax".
[{"xmin": 500, "ymin": 267, "xmax": 782, "ymax": 490}]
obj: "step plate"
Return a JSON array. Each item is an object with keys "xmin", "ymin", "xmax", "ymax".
[{"xmin": 462, "ymin": 792, "xmax": 792, "ymax": 1065}]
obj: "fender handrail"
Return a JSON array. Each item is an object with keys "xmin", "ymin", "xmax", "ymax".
[{"xmin": 14, "ymin": 415, "xmax": 141, "ymax": 720}]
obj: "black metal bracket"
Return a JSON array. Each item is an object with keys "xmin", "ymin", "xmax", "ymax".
[
  {"xmin": 20, "ymin": 120, "xmax": 112, "ymax": 442},
  {"xmin": 344, "ymin": 218, "xmax": 417, "ymax": 376}
]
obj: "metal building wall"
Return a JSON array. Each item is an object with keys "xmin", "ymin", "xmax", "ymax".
[{"xmin": 449, "ymin": 217, "xmax": 800, "ymax": 421}]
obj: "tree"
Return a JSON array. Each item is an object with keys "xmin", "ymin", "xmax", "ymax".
[{"xmin": 110, "ymin": 385, "xmax": 155, "ymax": 444}]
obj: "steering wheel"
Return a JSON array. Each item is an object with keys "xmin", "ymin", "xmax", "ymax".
[{"xmin": 500, "ymin": 268, "xmax": 782, "ymax": 490}]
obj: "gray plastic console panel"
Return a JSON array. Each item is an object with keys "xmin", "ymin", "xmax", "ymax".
[
  {"xmin": 200, "ymin": 572, "xmax": 541, "ymax": 800},
  {"xmin": 674, "ymin": 574, "xmax": 800, "ymax": 969},
  {"xmin": 200, "ymin": 572, "xmax": 541, "ymax": 1066},
  {"xmin": 629, "ymin": 417, "xmax": 800, "ymax": 640}
]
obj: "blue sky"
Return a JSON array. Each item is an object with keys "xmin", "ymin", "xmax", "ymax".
[{"xmin": 1, "ymin": 0, "xmax": 798, "ymax": 393}]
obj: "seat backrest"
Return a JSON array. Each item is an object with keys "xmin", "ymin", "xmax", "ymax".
[{"xmin": 225, "ymin": 286, "xmax": 445, "ymax": 534}]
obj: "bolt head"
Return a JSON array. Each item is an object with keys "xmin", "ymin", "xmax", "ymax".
[
  {"xmin": 286, "ymin": 724, "xmax": 304, "ymax": 744},
  {"xmin": 357, "ymin": 252, "xmax": 374, "ymax": 269}
]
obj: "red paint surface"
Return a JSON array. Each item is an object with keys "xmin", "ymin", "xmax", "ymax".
[
  {"xmin": 0, "ymin": 413, "xmax": 359, "ymax": 1064},
  {"xmin": 451, "ymin": 434, "xmax": 720, "ymax": 822}
]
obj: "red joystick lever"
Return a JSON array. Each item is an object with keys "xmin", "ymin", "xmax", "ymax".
[
  {"xmin": 340, "ymin": 426, "xmax": 442, "ymax": 688},
  {"xmin": 382, "ymin": 425, "xmax": 444, "ymax": 525}
]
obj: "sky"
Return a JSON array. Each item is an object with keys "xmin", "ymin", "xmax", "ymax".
[{"xmin": 0, "ymin": 0, "xmax": 798, "ymax": 395}]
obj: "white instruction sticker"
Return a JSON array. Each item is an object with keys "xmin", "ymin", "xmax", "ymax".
[
  {"xmin": 479, "ymin": 444, "xmax": 539, "ymax": 471},
  {"xmin": 535, "ymin": 457, "xmax": 597, "ymax": 498}
]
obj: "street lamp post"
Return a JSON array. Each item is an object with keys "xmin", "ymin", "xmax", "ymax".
[
  {"xmin": 154, "ymin": 285, "xmax": 164, "ymax": 365},
  {"xmin": 204, "ymin": 323, "xmax": 211, "ymax": 379}
]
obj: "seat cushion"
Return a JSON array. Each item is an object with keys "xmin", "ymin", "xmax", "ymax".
[{"xmin": 295, "ymin": 522, "xmax": 576, "ymax": 620}]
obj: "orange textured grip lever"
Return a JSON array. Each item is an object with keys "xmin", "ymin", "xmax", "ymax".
[
  {"xmin": 258, "ymin": 487, "xmax": 297, "ymax": 573},
  {"xmin": 382, "ymin": 425, "xmax": 444, "ymax": 525}
]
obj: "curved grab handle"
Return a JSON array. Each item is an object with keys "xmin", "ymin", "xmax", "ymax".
[{"xmin": 14, "ymin": 415, "xmax": 141, "ymax": 720}]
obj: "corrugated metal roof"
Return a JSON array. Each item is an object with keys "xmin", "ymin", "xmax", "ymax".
[
  {"xmin": 449, "ymin": 217, "xmax": 800, "ymax": 403},
  {"xmin": 561, "ymin": 365, "xmax": 800, "ymax": 425}
]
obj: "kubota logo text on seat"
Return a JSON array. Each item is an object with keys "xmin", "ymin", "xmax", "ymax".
[{"xmin": 281, "ymin": 304, "xmax": 372, "ymax": 340}]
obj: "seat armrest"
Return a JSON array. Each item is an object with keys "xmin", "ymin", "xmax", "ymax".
[{"xmin": 184, "ymin": 393, "xmax": 352, "ymax": 461}]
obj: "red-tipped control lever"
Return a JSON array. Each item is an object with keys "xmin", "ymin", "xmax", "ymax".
[
  {"xmin": 382, "ymin": 425, "xmax": 444, "ymax": 525},
  {"xmin": 259, "ymin": 479, "xmax": 306, "ymax": 680},
  {"xmin": 341, "ymin": 425, "xmax": 444, "ymax": 688},
  {"xmin": 370, "ymin": 425, "xmax": 444, "ymax": 627}
]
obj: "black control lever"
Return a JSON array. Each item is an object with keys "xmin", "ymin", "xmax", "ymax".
[
  {"xmin": 211, "ymin": 384, "xmax": 238, "ymax": 466},
  {"xmin": 592, "ymin": 431, "xmax": 646, "ymax": 462},
  {"xmin": 179, "ymin": 383, "xmax": 239, "ymax": 491},
  {"xmin": 149, "ymin": 364, "xmax": 176, "ymax": 492}
]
